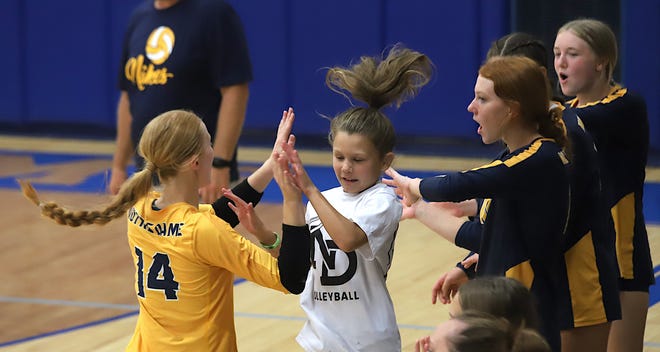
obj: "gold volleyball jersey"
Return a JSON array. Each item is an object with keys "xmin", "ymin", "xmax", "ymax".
[{"xmin": 125, "ymin": 193, "xmax": 287, "ymax": 352}]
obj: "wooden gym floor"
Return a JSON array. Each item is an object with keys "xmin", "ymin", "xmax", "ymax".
[{"xmin": 1, "ymin": 134, "xmax": 659, "ymax": 351}]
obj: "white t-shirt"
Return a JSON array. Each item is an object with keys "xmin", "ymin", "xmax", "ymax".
[{"xmin": 296, "ymin": 182, "xmax": 403, "ymax": 352}]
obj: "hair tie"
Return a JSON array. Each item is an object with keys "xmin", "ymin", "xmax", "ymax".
[
  {"xmin": 548, "ymin": 108, "xmax": 561, "ymax": 123},
  {"xmin": 145, "ymin": 162, "xmax": 157, "ymax": 173}
]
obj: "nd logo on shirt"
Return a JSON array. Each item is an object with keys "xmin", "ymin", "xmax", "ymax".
[
  {"xmin": 310, "ymin": 224, "xmax": 358, "ymax": 286},
  {"xmin": 124, "ymin": 26, "xmax": 175, "ymax": 91}
]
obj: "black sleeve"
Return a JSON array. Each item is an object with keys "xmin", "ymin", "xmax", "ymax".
[
  {"xmin": 454, "ymin": 219, "xmax": 482, "ymax": 252},
  {"xmin": 278, "ymin": 224, "xmax": 311, "ymax": 294},
  {"xmin": 455, "ymin": 252, "xmax": 477, "ymax": 279},
  {"xmin": 419, "ymin": 144, "xmax": 555, "ymax": 203},
  {"xmin": 418, "ymin": 165, "xmax": 511, "ymax": 203},
  {"xmin": 211, "ymin": 178, "xmax": 263, "ymax": 227}
]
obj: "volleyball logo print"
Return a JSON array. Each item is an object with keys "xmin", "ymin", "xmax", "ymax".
[{"xmin": 145, "ymin": 26, "xmax": 175, "ymax": 65}]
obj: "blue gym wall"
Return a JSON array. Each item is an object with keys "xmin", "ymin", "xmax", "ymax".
[{"xmin": 1, "ymin": 0, "xmax": 658, "ymax": 150}]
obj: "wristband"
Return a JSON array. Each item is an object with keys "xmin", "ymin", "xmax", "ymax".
[
  {"xmin": 212, "ymin": 157, "xmax": 232, "ymax": 169},
  {"xmin": 260, "ymin": 232, "xmax": 281, "ymax": 249}
]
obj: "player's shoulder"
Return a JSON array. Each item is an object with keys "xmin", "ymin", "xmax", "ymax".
[
  {"xmin": 182, "ymin": 205, "xmax": 233, "ymax": 238},
  {"xmin": 367, "ymin": 182, "xmax": 398, "ymax": 198},
  {"xmin": 504, "ymin": 138, "xmax": 566, "ymax": 170},
  {"xmin": 618, "ymin": 87, "xmax": 648, "ymax": 111},
  {"xmin": 536, "ymin": 138, "xmax": 566, "ymax": 155},
  {"xmin": 517, "ymin": 138, "xmax": 562, "ymax": 155},
  {"xmin": 575, "ymin": 85, "xmax": 645, "ymax": 112}
]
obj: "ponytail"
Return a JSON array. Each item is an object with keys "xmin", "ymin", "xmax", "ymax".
[
  {"xmin": 19, "ymin": 167, "xmax": 155, "ymax": 227},
  {"xmin": 539, "ymin": 106, "xmax": 571, "ymax": 158},
  {"xmin": 326, "ymin": 44, "xmax": 433, "ymax": 156}
]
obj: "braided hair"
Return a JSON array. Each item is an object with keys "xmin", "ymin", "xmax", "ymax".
[
  {"xmin": 19, "ymin": 110, "xmax": 208, "ymax": 227},
  {"xmin": 486, "ymin": 32, "xmax": 548, "ymax": 69}
]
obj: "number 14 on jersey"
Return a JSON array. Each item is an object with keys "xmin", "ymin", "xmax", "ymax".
[{"xmin": 135, "ymin": 247, "xmax": 180, "ymax": 300}]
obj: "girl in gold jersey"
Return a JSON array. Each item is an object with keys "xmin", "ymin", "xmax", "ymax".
[{"xmin": 19, "ymin": 108, "xmax": 309, "ymax": 351}]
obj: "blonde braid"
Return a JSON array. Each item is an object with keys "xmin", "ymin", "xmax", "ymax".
[{"xmin": 18, "ymin": 167, "xmax": 154, "ymax": 228}]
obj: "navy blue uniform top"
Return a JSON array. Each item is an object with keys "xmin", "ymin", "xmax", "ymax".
[
  {"xmin": 420, "ymin": 138, "xmax": 570, "ymax": 351},
  {"xmin": 560, "ymin": 105, "xmax": 621, "ymax": 326},
  {"xmin": 119, "ymin": 0, "xmax": 252, "ymax": 145},
  {"xmin": 567, "ymin": 87, "xmax": 653, "ymax": 287},
  {"xmin": 561, "ymin": 107, "xmax": 614, "ymax": 250}
]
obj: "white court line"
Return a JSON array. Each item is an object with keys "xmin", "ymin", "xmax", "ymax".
[
  {"xmin": 0, "ymin": 295, "xmax": 435, "ymax": 331},
  {"xmin": 0, "ymin": 295, "xmax": 137, "ymax": 310},
  {"xmin": 5, "ymin": 295, "xmax": 660, "ymax": 347}
]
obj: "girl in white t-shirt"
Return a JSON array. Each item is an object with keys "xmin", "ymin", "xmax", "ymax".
[{"xmin": 271, "ymin": 45, "xmax": 433, "ymax": 352}]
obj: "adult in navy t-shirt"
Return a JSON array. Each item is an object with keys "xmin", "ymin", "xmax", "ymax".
[{"xmin": 110, "ymin": 0, "xmax": 252, "ymax": 202}]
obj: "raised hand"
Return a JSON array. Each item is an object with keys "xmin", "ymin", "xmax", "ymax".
[
  {"xmin": 280, "ymin": 136, "xmax": 316, "ymax": 196},
  {"xmin": 271, "ymin": 108, "xmax": 295, "ymax": 159},
  {"xmin": 273, "ymin": 135, "xmax": 302, "ymax": 201},
  {"xmin": 273, "ymin": 134, "xmax": 306, "ymax": 226}
]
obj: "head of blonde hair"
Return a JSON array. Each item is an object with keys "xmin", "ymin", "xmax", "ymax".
[{"xmin": 558, "ymin": 18, "xmax": 618, "ymax": 83}]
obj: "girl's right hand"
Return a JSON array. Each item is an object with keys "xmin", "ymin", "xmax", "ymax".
[
  {"xmin": 281, "ymin": 136, "xmax": 316, "ymax": 196},
  {"xmin": 273, "ymin": 135, "xmax": 302, "ymax": 201}
]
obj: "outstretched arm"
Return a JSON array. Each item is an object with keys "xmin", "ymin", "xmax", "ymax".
[
  {"xmin": 245, "ymin": 108, "xmax": 295, "ymax": 192},
  {"xmin": 402, "ymin": 199, "xmax": 468, "ymax": 244},
  {"xmin": 273, "ymin": 135, "xmax": 306, "ymax": 226},
  {"xmin": 273, "ymin": 137, "xmax": 311, "ymax": 294},
  {"xmin": 211, "ymin": 108, "xmax": 295, "ymax": 226},
  {"xmin": 223, "ymin": 189, "xmax": 280, "ymax": 257}
]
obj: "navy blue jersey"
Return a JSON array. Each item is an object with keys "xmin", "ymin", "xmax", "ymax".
[
  {"xmin": 560, "ymin": 106, "xmax": 621, "ymax": 327},
  {"xmin": 567, "ymin": 86, "xmax": 654, "ymax": 289},
  {"xmin": 420, "ymin": 138, "xmax": 570, "ymax": 351},
  {"xmin": 119, "ymin": 0, "xmax": 252, "ymax": 145}
]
